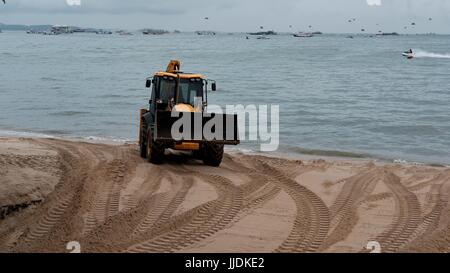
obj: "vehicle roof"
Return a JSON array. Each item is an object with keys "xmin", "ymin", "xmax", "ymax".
[{"xmin": 154, "ymin": 71, "xmax": 205, "ymax": 79}]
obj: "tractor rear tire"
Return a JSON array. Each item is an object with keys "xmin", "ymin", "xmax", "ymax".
[
  {"xmin": 146, "ymin": 130, "xmax": 164, "ymax": 164},
  {"xmin": 140, "ymin": 134, "xmax": 147, "ymax": 159},
  {"xmin": 202, "ymin": 143, "xmax": 224, "ymax": 167}
]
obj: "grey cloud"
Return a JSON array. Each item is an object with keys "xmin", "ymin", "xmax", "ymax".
[
  {"xmin": 1, "ymin": 0, "xmax": 449, "ymax": 33},
  {"xmin": 1, "ymin": 0, "xmax": 237, "ymax": 14},
  {"xmin": 1, "ymin": 0, "xmax": 187, "ymax": 14}
]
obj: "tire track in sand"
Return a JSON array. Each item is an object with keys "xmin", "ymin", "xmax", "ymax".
[
  {"xmin": 23, "ymin": 193, "xmax": 75, "ymax": 243},
  {"xmin": 82, "ymin": 159, "xmax": 128, "ymax": 235},
  {"xmin": 125, "ymin": 173, "xmax": 243, "ymax": 253},
  {"xmin": 120, "ymin": 167, "xmax": 163, "ymax": 212},
  {"xmin": 23, "ymin": 139, "xmax": 121, "ymax": 245},
  {"xmin": 256, "ymin": 161, "xmax": 330, "ymax": 253},
  {"xmin": 131, "ymin": 176, "xmax": 194, "ymax": 237},
  {"xmin": 401, "ymin": 171, "xmax": 450, "ymax": 250},
  {"xmin": 322, "ymin": 168, "xmax": 380, "ymax": 250},
  {"xmin": 370, "ymin": 169, "xmax": 421, "ymax": 253},
  {"xmin": 12, "ymin": 140, "xmax": 92, "ymax": 248},
  {"xmin": 82, "ymin": 171, "xmax": 243, "ymax": 253}
]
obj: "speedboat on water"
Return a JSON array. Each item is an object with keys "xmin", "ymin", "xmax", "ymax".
[
  {"xmin": 402, "ymin": 52, "xmax": 414, "ymax": 59},
  {"xmin": 402, "ymin": 49, "xmax": 414, "ymax": 59},
  {"xmin": 118, "ymin": 30, "xmax": 133, "ymax": 36}
]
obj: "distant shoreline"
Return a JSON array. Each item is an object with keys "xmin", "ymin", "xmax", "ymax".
[{"xmin": 1, "ymin": 23, "xmax": 449, "ymax": 35}]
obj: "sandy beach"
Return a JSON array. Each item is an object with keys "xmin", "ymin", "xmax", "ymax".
[{"xmin": 0, "ymin": 137, "xmax": 449, "ymax": 253}]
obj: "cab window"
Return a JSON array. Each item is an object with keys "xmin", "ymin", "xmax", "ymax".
[
  {"xmin": 178, "ymin": 79, "xmax": 203, "ymax": 106},
  {"xmin": 158, "ymin": 77, "xmax": 176, "ymax": 103}
]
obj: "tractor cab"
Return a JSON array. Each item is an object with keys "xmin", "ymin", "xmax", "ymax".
[
  {"xmin": 147, "ymin": 73, "xmax": 215, "ymax": 113},
  {"xmin": 145, "ymin": 60, "xmax": 216, "ymax": 113}
]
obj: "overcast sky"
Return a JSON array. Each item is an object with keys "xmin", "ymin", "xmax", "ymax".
[{"xmin": 1, "ymin": 0, "xmax": 450, "ymax": 33}]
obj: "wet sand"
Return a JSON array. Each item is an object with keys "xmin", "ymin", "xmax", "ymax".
[{"xmin": 0, "ymin": 137, "xmax": 449, "ymax": 253}]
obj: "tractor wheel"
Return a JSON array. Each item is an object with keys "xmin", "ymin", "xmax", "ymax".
[
  {"xmin": 140, "ymin": 132, "xmax": 147, "ymax": 159},
  {"xmin": 192, "ymin": 149, "xmax": 203, "ymax": 160},
  {"xmin": 202, "ymin": 143, "xmax": 224, "ymax": 167},
  {"xmin": 146, "ymin": 130, "xmax": 164, "ymax": 164}
]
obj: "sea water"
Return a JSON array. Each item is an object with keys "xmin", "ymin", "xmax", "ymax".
[{"xmin": 0, "ymin": 32, "xmax": 449, "ymax": 164}]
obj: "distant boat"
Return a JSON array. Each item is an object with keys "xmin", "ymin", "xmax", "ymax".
[
  {"xmin": 196, "ymin": 31, "xmax": 216, "ymax": 36},
  {"xmin": 96, "ymin": 30, "xmax": 112, "ymax": 35},
  {"xmin": 257, "ymin": 36, "xmax": 270, "ymax": 40},
  {"xmin": 117, "ymin": 30, "xmax": 133, "ymax": 36},
  {"xmin": 377, "ymin": 32, "xmax": 399, "ymax": 36},
  {"xmin": 27, "ymin": 29, "xmax": 42, "ymax": 34},
  {"xmin": 248, "ymin": 30, "xmax": 276, "ymax": 36},
  {"xmin": 402, "ymin": 52, "xmax": 414, "ymax": 59},
  {"xmin": 142, "ymin": 29, "xmax": 169, "ymax": 35},
  {"xmin": 402, "ymin": 50, "xmax": 414, "ymax": 59},
  {"xmin": 293, "ymin": 32, "xmax": 314, "ymax": 38},
  {"xmin": 72, "ymin": 28, "xmax": 86, "ymax": 33},
  {"xmin": 51, "ymin": 25, "xmax": 73, "ymax": 35}
]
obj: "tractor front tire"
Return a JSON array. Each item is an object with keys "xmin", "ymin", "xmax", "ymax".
[
  {"xmin": 146, "ymin": 130, "xmax": 164, "ymax": 164},
  {"xmin": 202, "ymin": 143, "xmax": 224, "ymax": 167}
]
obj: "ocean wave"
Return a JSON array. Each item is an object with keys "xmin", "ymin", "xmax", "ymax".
[
  {"xmin": 393, "ymin": 158, "xmax": 447, "ymax": 167},
  {"xmin": 0, "ymin": 129, "xmax": 55, "ymax": 138},
  {"xmin": 225, "ymin": 146, "xmax": 255, "ymax": 154},
  {"xmin": 96, "ymin": 94, "xmax": 129, "ymax": 99},
  {"xmin": 39, "ymin": 130, "xmax": 70, "ymax": 135},
  {"xmin": 0, "ymin": 129, "xmax": 132, "ymax": 144},
  {"xmin": 226, "ymin": 145, "xmax": 368, "ymax": 159},
  {"xmin": 40, "ymin": 77, "xmax": 63, "ymax": 82},
  {"xmin": 83, "ymin": 136, "xmax": 134, "ymax": 143},
  {"xmin": 48, "ymin": 111, "xmax": 90, "ymax": 117},
  {"xmin": 290, "ymin": 147, "xmax": 368, "ymax": 158}
]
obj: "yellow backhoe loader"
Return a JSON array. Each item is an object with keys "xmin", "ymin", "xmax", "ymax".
[{"xmin": 139, "ymin": 60, "xmax": 239, "ymax": 166}]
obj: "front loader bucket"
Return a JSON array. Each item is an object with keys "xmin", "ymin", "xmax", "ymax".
[{"xmin": 155, "ymin": 111, "xmax": 240, "ymax": 145}]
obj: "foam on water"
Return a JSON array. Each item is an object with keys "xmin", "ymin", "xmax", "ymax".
[
  {"xmin": 225, "ymin": 146, "xmax": 255, "ymax": 154},
  {"xmin": 0, "ymin": 129, "xmax": 55, "ymax": 139},
  {"xmin": 83, "ymin": 135, "xmax": 134, "ymax": 143},
  {"xmin": 0, "ymin": 129, "xmax": 133, "ymax": 144},
  {"xmin": 413, "ymin": 49, "xmax": 450, "ymax": 59}
]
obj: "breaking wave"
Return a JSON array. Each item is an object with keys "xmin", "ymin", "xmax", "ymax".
[
  {"xmin": 290, "ymin": 147, "xmax": 369, "ymax": 158},
  {"xmin": 0, "ymin": 129, "xmax": 54, "ymax": 138}
]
